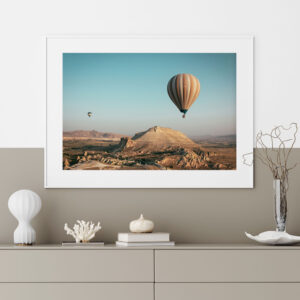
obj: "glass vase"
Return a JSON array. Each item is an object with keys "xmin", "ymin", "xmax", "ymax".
[{"xmin": 273, "ymin": 178, "xmax": 288, "ymax": 232}]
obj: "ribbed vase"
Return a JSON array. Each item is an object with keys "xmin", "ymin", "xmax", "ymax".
[{"xmin": 8, "ymin": 190, "xmax": 41, "ymax": 245}]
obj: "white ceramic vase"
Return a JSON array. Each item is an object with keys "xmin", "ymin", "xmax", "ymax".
[
  {"xmin": 8, "ymin": 190, "xmax": 42, "ymax": 245},
  {"xmin": 129, "ymin": 214, "xmax": 154, "ymax": 233}
]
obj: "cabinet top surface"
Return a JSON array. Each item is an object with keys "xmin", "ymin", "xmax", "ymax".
[{"xmin": 0, "ymin": 244, "xmax": 300, "ymax": 250}]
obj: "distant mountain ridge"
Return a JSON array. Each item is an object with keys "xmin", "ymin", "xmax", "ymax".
[
  {"xmin": 190, "ymin": 134, "xmax": 236, "ymax": 139},
  {"xmin": 63, "ymin": 130, "xmax": 128, "ymax": 139},
  {"xmin": 190, "ymin": 134, "xmax": 236, "ymax": 143}
]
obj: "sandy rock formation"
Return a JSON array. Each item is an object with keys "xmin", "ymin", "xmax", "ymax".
[
  {"xmin": 117, "ymin": 137, "xmax": 137, "ymax": 151},
  {"xmin": 177, "ymin": 149, "xmax": 209, "ymax": 169},
  {"xmin": 157, "ymin": 148, "xmax": 209, "ymax": 169},
  {"xmin": 115, "ymin": 126, "xmax": 201, "ymax": 154},
  {"xmin": 64, "ymin": 159, "xmax": 70, "ymax": 168},
  {"xmin": 132, "ymin": 126, "xmax": 198, "ymax": 149}
]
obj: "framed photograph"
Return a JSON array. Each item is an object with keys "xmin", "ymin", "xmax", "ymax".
[{"xmin": 45, "ymin": 36, "xmax": 253, "ymax": 188}]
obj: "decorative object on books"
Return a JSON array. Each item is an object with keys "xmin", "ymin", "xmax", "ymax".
[
  {"xmin": 129, "ymin": 214, "xmax": 154, "ymax": 233},
  {"xmin": 245, "ymin": 231, "xmax": 300, "ymax": 245},
  {"xmin": 8, "ymin": 190, "xmax": 42, "ymax": 245},
  {"xmin": 64, "ymin": 220, "xmax": 101, "ymax": 243},
  {"xmin": 244, "ymin": 123, "xmax": 298, "ymax": 245},
  {"xmin": 45, "ymin": 36, "xmax": 253, "ymax": 188}
]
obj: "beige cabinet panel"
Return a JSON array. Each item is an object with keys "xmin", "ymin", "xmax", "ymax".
[
  {"xmin": 156, "ymin": 283, "xmax": 300, "ymax": 300},
  {"xmin": 0, "ymin": 250, "xmax": 153, "ymax": 282},
  {"xmin": 0, "ymin": 283, "xmax": 153, "ymax": 300},
  {"xmin": 155, "ymin": 250, "xmax": 300, "ymax": 282}
]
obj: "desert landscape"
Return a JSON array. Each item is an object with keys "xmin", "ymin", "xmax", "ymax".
[
  {"xmin": 62, "ymin": 53, "xmax": 237, "ymax": 172},
  {"xmin": 63, "ymin": 126, "xmax": 236, "ymax": 170}
]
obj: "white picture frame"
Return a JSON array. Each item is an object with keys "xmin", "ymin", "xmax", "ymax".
[{"xmin": 45, "ymin": 36, "xmax": 253, "ymax": 188}]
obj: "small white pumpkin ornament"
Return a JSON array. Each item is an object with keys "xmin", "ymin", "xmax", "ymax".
[{"xmin": 129, "ymin": 214, "xmax": 154, "ymax": 233}]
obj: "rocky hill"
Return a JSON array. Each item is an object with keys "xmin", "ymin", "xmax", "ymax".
[
  {"xmin": 132, "ymin": 126, "xmax": 197, "ymax": 146},
  {"xmin": 115, "ymin": 126, "xmax": 199, "ymax": 153}
]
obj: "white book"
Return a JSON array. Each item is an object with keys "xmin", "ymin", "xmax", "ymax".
[
  {"xmin": 62, "ymin": 242, "xmax": 104, "ymax": 246},
  {"xmin": 118, "ymin": 232, "xmax": 170, "ymax": 242},
  {"xmin": 116, "ymin": 241, "xmax": 175, "ymax": 247}
]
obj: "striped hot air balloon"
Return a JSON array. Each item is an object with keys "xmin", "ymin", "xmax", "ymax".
[{"xmin": 167, "ymin": 73, "xmax": 200, "ymax": 118}]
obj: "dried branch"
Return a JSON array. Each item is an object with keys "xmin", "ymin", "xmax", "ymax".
[{"xmin": 243, "ymin": 123, "xmax": 298, "ymax": 190}]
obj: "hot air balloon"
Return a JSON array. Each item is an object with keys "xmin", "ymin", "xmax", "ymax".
[
  {"xmin": 167, "ymin": 73, "xmax": 200, "ymax": 118},
  {"xmin": 87, "ymin": 112, "xmax": 92, "ymax": 118}
]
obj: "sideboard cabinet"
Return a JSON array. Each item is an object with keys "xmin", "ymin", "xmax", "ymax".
[{"xmin": 1, "ymin": 245, "xmax": 300, "ymax": 300}]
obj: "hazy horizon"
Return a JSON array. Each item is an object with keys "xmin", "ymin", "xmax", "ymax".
[
  {"xmin": 63, "ymin": 53, "xmax": 236, "ymax": 136},
  {"xmin": 63, "ymin": 127, "xmax": 236, "ymax": 139}
]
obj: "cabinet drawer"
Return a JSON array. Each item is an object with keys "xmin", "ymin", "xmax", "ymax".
[
  {"xmin": 155, "ymin": 250, "xmax": 300, "ymax": 282},
  {"xmin": 0, "ymin": 250, "xmax": 153, "ymax": 282},
  {"xmin": 0, "ymin": 283, "xmax": 153, "ymax": 300},
  {"xmin": 155, "ymin": 283, "xmax": 300, "ymax": 300}
]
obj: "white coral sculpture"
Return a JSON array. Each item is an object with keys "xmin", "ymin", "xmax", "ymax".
[{"xmin": 64, "ymin": 220, "xmax": 101, "ymax": 243}]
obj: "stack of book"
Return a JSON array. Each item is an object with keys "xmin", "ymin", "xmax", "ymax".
[
  {"xmin": 116, "ymin": 232, "xmax": 175, "ymax": 247},
  {"xmin": 62, "ymin": 241, "xmax": 104, "ymax": 247}
]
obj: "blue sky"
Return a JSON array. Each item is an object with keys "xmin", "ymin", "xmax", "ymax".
[{"xmin": 63, "ymin": 53, "xmax": 236, "ymax": 137}]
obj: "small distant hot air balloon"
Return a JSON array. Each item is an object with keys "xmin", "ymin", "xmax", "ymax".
[
  {"xmin": 167, "ymin": 73, "xmax": 200, "ymax": 118},
  {"xmin": 87, "ymin": 112, "xmax": 92, "ymax": 118}
]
